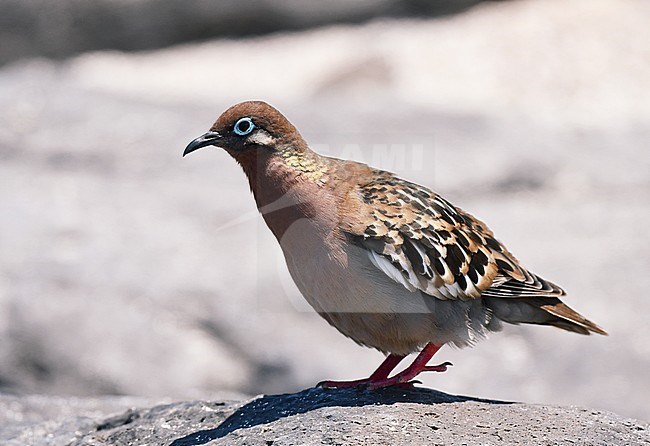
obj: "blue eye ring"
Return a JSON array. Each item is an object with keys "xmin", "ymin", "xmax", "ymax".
[{"xmin": 233, "ymin": 117, "xmax": 255, "ymax": 136}]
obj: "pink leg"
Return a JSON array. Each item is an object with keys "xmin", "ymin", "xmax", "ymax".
[
  {"xmin": 318, "ymin": 353, "xmax": 405, "ymax": 389},
  {"xmin": 366, "ymin": 343, "xmax": 450, "ymax": 390},
  {"xmin": 318, "ymin": 343, "xmax": 450, "ymax": 390}
]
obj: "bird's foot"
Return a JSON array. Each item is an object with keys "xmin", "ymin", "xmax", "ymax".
[
  {"xmin": 317, "ymin": 362, "xmax": 451, "ymax": 390},
  {"xmin": 317, "ymin": 378, "xmax": 418, "ymax": 390},
  {"xmin": 365, "ymin": 361, "xmax": 452, "ymax": 390}
]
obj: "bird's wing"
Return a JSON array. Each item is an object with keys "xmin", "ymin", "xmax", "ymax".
[{"xmin": 346, "ymin": 174, "xmax": 565, "ymax": 301}]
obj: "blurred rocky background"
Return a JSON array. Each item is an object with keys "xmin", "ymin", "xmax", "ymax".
[
  {"xmin": 0, "ymin": 0, "xmax": 500, "ymax": 65},
  {"xmin": 1, "ymin": 0, "xmax": 649, "ymax": 431}
]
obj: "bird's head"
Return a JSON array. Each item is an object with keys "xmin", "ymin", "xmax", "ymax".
[{"xmin": 183, "ymin": 101, "xmax": 307, "ymax": 162}]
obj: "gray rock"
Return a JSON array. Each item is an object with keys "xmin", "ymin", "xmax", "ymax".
[
  {"xmin": 0, "ymin": 393, "xmax": 158, "ymax": 446},
  {"xmin": 1, "ymin": 389, "xmax": 648, "ymax": 446}
]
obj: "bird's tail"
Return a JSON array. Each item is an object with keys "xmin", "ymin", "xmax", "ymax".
[
  {"xmin": 487, "ymin": 297, "xmax": 608, "ymax": 335},
  {"xmin": 533, "ymin": 299, "xmax": 608, "ymax": 335}
]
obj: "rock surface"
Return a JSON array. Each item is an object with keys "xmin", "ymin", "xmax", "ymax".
[{"xmin": 1, "ymin": 389, "xmax": 648, "ymax": 446}]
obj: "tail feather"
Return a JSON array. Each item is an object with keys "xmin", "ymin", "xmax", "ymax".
[
  {"xmin": 537, "ymin": 301, "xmax": 608, "ymax": 335},
  {"xmin": 486, "ymin": 297, "xmax": 607, "ymax": 336}
]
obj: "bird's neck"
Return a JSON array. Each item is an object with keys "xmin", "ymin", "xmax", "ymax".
[{"xmin": 235, "ymin": 148, "xmax": 336, "ymax": 242}]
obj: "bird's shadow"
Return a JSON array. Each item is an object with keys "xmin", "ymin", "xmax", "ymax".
[{"xmin": 170, "ymin": 386, "xmax": 511, "ymax": 446}]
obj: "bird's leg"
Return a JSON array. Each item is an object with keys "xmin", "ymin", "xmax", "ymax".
[
  {"xmin": 365, "ymin": 343, "xmax": 451, "ymax": 390},
  {"xmin": 318, "ymin": 353, "xmax": 405, "ymax": 389}
]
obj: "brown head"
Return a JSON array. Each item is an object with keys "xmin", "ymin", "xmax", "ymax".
[
  {"xmin": 183, "ymin": 101, "xmax": 308, "ymax": 165},
  {"xmin": 184, "ymin": 101, "xmax": 338, "ymax": 241}
]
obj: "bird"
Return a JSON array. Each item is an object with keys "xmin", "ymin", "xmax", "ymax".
[{"xmin": 184, "ymin": 101, "xmax": 607, "ymax": 390}]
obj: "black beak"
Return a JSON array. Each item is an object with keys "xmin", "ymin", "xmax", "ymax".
[{"xmin": 183, "ymin": 131, "xmax": 222, "ymax": 157}]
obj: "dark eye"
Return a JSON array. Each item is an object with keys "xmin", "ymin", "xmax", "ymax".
[{"xmin": 233, "ymin": 117, "xmax": 255, "ymax": 136}]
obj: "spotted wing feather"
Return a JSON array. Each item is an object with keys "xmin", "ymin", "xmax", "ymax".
[{"xmin": 350, "ymin": 173, "xmax": 564, "ymax": 301}]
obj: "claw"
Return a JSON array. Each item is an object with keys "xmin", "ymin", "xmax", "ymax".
[
  {"xmin": 395, "ymin": 380, "xmax": 421, "ymax": 389},
  {"xmin": 422, "ymin": 361, "xmax": 453, "ymax": 373}
]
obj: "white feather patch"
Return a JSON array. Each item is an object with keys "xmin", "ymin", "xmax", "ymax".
[
  {"xmin": 368, "ymin": 250, "xmax": 417, "ymax": 292},
  {"xmin": 247, "ymin": 129, "xmax": 275, "ymax": 146}
]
